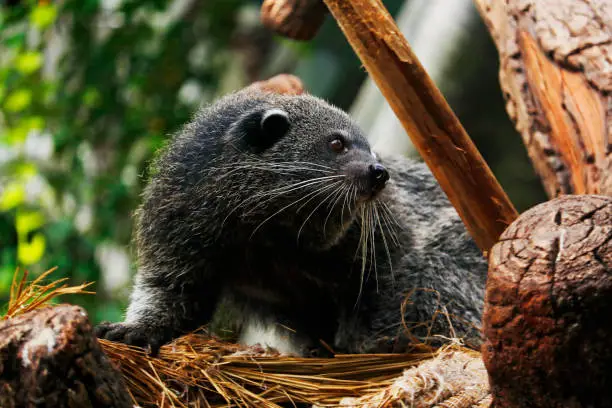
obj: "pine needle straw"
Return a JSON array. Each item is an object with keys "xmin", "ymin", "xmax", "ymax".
[
  {"xmin": 2, "ymin": 268, "xmax": 490, "ymax": 407},
  {"xmin": 3, "ymin": 266, "xmax": 95, "ymax": 320}
]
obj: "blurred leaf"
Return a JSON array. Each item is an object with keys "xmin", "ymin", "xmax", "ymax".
[
  {"xmin": 15, "ymin": 210, "xmax": 45, "ymax": 236},
  {"xmin": 15, "ymin": 51, "xmax": 43, "ymax": 74},
  {"xmin": 0, "ymin": 265, "xmax": 16, "ymax": 296},
  {"xmin": 4, "ymin": 89, "xmax": 32, "ymax": 112},
  {"xmin": 14, "ymin": 162, "xmax": 38, "ymax": 178},
  {"xmin": 23, "ymin": 116, "xmax": 45, "ymax": 130},
  {"xmin": 30, "ymin": 4, "xmax": 58, "ymax": 29},
  {"xmin": 3, "ymin": 32, "xmax": 25, "ymax": 48},
  {"xmin": 0, "ymin": 182, "xmax": 25, "ymax": 211},
  {"xmin": 4, "ymin": 117, "xmax": 45, "ymax": 143},
  {"xmin": 15, "ymin": 210, "xmax": 46, "ymax": 266},
  {"xmin": 17, "ymin": 234, "xmax": 46, "ymax": 265},
  {"xmin": 46, "ymin": 219, "xmax": 73, "ymax": 242},
  {"xmin": 82, "ymin": 87, "xmax": 101, "ymax": 107},
  {"xmin": 6, "ymin": 125, "xmax": 29, "ymax": 143}
]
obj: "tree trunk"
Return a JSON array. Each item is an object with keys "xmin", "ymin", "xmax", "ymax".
[
  {"xmin": 473, "ymin": 0, "xmax": 612, "ymax": 197},
  {"xmin": 0, "ymin": 304, "xmax": 132, "ymax": 408}
]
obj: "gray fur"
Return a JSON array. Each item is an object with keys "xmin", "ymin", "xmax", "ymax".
[{"xmin": 95, "ymin": 88, "xmax": 487, "ymax": 355}]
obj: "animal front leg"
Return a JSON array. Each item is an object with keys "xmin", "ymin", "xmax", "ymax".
[{"xmin": 95, "ymin": 275, "xmax": 219, "ymax": 355}]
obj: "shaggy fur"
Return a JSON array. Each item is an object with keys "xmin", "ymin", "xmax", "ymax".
[{"xmin": 95, "ymin": 89, "xmax": 487, "ymax": 356}]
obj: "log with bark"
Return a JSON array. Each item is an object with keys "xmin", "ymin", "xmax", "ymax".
[
  {"xmin": 473, "ymin": 0, "xmax": 612, "ymax": 197},
  {"xmin": 467, "ymin": 4, "xmax": 612, "ymax": 403},
  {"xmin": 484, "ymin": 194, "xmax": 612, "ymax": 407},
  {"xmin": 0, "ymin": 304, "xmax": 132, "ymax": 408}
]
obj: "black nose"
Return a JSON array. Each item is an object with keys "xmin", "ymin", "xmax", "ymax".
[{"xmin": 369, "ymin": 163, "xmax": 389, "ymax": 191}]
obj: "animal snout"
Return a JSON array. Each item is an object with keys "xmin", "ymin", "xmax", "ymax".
[{"xmin": 369, "ymin": 163, "xmax": 389, "ymax": 192}]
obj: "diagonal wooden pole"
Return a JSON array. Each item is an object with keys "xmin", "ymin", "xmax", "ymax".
[{"xmin": 322, "ymin": 0, "xmax": 519, "ymax": 254}]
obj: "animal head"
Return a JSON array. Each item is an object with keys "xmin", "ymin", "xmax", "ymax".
[{"xmin": 139, "ymin": 89, "xmax": 394, "ymax": 254}]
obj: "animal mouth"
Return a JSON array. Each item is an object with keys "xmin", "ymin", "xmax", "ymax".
[{"xmin": 355, "ymin": 185, "xmax": 387, "ymax": 204}]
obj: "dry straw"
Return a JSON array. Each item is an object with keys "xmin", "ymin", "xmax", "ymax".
[{"xmin": 3, "ymin": 268, "xmax": 491, "ymax": 407}]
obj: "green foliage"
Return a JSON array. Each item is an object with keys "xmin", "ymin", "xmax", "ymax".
[{"xmin": 0, "ymin": 0, "xmax": 251, "ymax": 322}]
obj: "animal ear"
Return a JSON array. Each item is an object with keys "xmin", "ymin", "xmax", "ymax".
[
  {"xmin": 260, "ymin": 108, "xmax": 290, "ymax": 139},
  {"xmin": 239, "ymin": 108, "xmax": 291, "ymax": 152}
]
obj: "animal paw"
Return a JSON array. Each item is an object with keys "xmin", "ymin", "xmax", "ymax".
[{"xmin": 94, "ymin": 321, "xmax": 170, "ymax": 355}]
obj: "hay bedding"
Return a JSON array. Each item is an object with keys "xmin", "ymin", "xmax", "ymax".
[{"xmin": 3, "ymin": 268, "xmax": 491, "ymax": 407}]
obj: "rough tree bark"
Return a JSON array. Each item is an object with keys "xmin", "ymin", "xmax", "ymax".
[
  {"xmin": 0, "ymin": 305, "xmax": 132, "ymax": 408},
  {"xmin": 473, "ymin": 0, "xmax": 612, "ymax": 197},
  {"xmin": 483, "ymin": 194, "xmax": 612, "ymax": 407}
]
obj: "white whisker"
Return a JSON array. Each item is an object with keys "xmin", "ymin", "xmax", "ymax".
[
  {"xmin": 374, "ymin": 202, "xmax": 395, "ymax": 284},
  {"xmin": 323, "ymin": 184, "xmax": 349, "ymax": 235},
  {"xmin": 249, "ymin": 181, "xmax": 340, "ymax": 240},
  {"xmin": 296, "ymin": 180, "xmax": 344, "ymax": 243},
  {"xmin": 220, "ymin": 176, "xmax": 344, "ymax": 229}
]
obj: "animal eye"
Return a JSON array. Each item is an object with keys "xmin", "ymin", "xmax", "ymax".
[{"xmin": 329, "ymin": 138, "xmax": 345, "ymax": 153}]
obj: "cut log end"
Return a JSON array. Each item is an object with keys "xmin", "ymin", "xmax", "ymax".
[
  {"xmin": 0, "ymin": 304, "xmax": 132, "ymax": 408},
  {"xmin": 483, "ymin": 194, "xmax": 612, "ymax": 407},
  {"xmin": 260, "ymin": 0, "xmax": 328, "ymax": 41}
]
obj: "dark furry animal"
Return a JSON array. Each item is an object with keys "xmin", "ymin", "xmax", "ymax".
[{"xmin": 95, "ymin": 88, "xmax": 487, "ymax": 356}]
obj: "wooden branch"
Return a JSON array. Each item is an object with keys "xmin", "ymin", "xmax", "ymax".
[
  {"xmin": 483, "ymin": 194, "xmax": 612, "ymax": 407},
  {"xmin": 0, "ymin": 305, "xmax": 132, "ymax": 408},
  {"xmin": 261, "ymin": 0, "xmax": 328, "ymax": 41},
  {"xmin": 473, "ymin": 0, "xmax": 612, "ymax": 197},
  {"xmin": 322, "ymin": 0, "xmax": 519, "ymax": 253}
]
